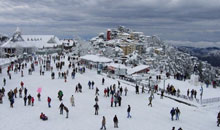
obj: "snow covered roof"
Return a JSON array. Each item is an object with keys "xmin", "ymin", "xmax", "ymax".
[
  {"xmin": 80, "ymin": 55, "xmax": 112, "ymax": 63},
  {"xmin": 107, "ymin": 63, "xmax": 128, "ymax": 69},
  {"xmin": 127, "ymin": 65, "xmax": 149, "ymax": 75},
  {"xmin": 1, "ymin": 35, "xmax": 62, "ymax": 48},
  {"xmin": 61, "ymin": 39, "xmax": 76, "ymax": 47}
]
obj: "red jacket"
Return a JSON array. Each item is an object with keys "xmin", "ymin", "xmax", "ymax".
[
  {"xmin": 31, "ymin": 97, "xmax": 34, "ymax": 102},
  {"xmin": 48, "ymin": 97, "xmax": 51, "ymax": 102}
]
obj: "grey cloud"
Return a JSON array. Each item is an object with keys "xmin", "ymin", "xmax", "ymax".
[{"xmin": 0, "ymin": 0, "xmax": 220, "ymax": 42}]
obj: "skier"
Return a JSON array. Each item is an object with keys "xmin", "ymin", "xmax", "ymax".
[
  {"xmin": 70, "ymin": 95, "xmax": 75, "ymax": 106},
  {"xmin": 170, "ymin": 107, "xmax": 176, "ymax": 121},
  {"xmin": 100, "ymin": 116, "xmax": 106, "ymax": 130},
  {"xmin": 94, "ymin": 103, "xmax": 99, "ymax": 115},
  {"xmin": 47, "ymin": 97, "xmax": 51, "ymax": 108},
  {"xmin": 113, "ymin": 115, "xmax": 119, "ymax": 128},
  {"xmin": 217, "ymin": 111, "xmax": 220, "ymax": 127},
  {"xmin": 175, "ymin": 107, "xmax": 180, "ymax": 120},
  {"xmin": 59, "ymin": 103, "xmax": 64, "ymax": 115},
  {"xmin": 148, "ymin": 96, "xmax": 153, "ymax": 107},
  {"xmin": 127, "ymin": 105, "xmax": 132, "ymax": 118},
  {"xmin": 64, "ymin": 106, "xmax": 69, "ymax": 118}
]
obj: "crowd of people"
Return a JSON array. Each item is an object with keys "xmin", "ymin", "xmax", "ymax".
[{"xmin": 0, "ymin": 53, "xmax": 219, "ymax": 130}]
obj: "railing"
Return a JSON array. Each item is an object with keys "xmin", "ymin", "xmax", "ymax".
[{"xmin": 201, "ymin": 97, "xmax": 220, "ymax": 104}]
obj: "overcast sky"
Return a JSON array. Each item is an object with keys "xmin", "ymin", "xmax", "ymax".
[{"xmin": 0, "ymin": 0, "xmax": 220, "ymax": 42}]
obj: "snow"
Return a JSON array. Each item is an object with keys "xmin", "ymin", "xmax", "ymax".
[
  {"xmin": 1, "ymin": 35, "xmax": 62, "ymax": 48},
  {"xmin": 107, "ymin": 63, "xmax": 128, "ymax": 69},
  {"xmin": 0, "ymin": 56, "xmax": 220, "ymax": 130},
  {"xmin": 0, "ymin": 58, "xmax": 17, "ymax": 66},
  {"xmin": 127, "ymin": 65, "xmax": 149, "ymax": 75},
  {"xmin": 80, "ymin": 54, "xmax": 113, "ymax": 63}
]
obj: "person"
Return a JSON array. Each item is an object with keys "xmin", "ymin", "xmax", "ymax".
[
  {"xmin": 94, "ymin": 103, "xmax": 99, "ymax": 115},
  {"xmin": 118, "ymin": 96, "xmax": 122, "ymax": 106},
  {"xmin": 37, "ymin": 93, "xmax": 41, "ymax": 101},
  {"xmin": 92, "ymin": 81, "xmax": 95, "ymax": 89},
  {"xmin": 0, "ymin": 92, "xmax": 3, "ymax": 104},
  {"xmin": 178, "ymin": 128, "xmax": 183, "ymax": 130},
  {"xmin": 19, "ymin": 88, "xmax": 22, "ymax": 98},
  {"xmin": 175, "ymin": 107, "xmax": 180, "ymax": 120},
  {"xmin": 10, "ymin": 97, "xmax": 14, "ymax": 108},
  {"xmin": 20, "ymin": 81, "xmax": 24, "ymax": 89},
  {"xmin": 27, "ymin": 94, "xmax": 32, "ymax": 105},
  {"xmin": 58, "ymin": 90, "xmax": 63, "ymax": 101},
  {"xmin": 59, "ymin": 103, "xmax": 64, "ymax": 115},
  {"xmin": 161, "ymin": 89, "xmax": 164, "ymax": 99},
  {"xmin": 3, "ymin": 78, "xmax": 6, "ymax": 86},
  {"xmin": 127, "ymin": 105, "xmax": 132, "ymax": 118},
  {"xmin": 95, "ymin": 96, "xmax": 99, "ymax": 103},
  {"xmin": 40, "ymin": 113, "xmax": 48, "ymax": 121},
  {"xmin": 95, "ymin": 87, "xmax": 99, "ymax": 96},
  {"xmin": 111, "ymin": 96, "xmax": 114, "ymax": 107},
  {"xmin": 24, "ymin": 96, "xmax": 27, "ymax": 106},
  {"xmin": 148, "ymin": 96, "xmax": 153, "ymax": 107},
  {"xmin": 170, "ymin": 107, "xmax": 176, "ymax": 121},
  {"xmin": 31, "ymin": 97, "xmax": 35, "ymax": 106},
  {"xmin": 113, "ymin": 115, "xmax": 118, "ymax": 128},
  {"xmin": 88, "ymin": 81, "xmax": 91, "ymax": 89},
  {"xmin": 64, "ymin": 106, "xmax": 69, "ymax": 118},
  {"xmin": 48, "ymin": 97, "xmax": 51, "ymax": 108},
  {"xmin": 172, "ymin": 127, "xmax": 175, "ymax": 130},
  {"xmin": 100, "ymin": 116, "xmax": 106, "ymax": 130},
  {"xmin": 102, "ymin": 78, "xmax": 105, "ymax": 85},
  {"xmin": 24, "ymin": 88, "xmax": 28, "ymax": 97},
  {"xmin": 14, "ymin": 88, "xmax": 17, "ymax": 98},
  {"xmin": 124, "ymin": 87, "xmax": 128, "ymax": 96},
  {"xmin": 217, "ymin": 111, "xmax": 220, "ymax": 127},
  {"xmin": 135, "ymin": 84, "xmax": 139, "ymax": 94},
  {"xmin": 70, "ymin": 95, "xmax": 75, "ymax": 106}
]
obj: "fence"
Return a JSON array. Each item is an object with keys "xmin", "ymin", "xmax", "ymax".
[{"xmin": 201, "ymin": 97, "xmax": 220, "ymax": 104}]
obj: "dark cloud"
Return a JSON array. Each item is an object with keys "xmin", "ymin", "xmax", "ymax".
[{"xmin": 0, "ymin": 0, "xmax": 220, "ymax": 42}]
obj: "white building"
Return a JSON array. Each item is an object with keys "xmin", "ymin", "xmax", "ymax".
[{"xmin": 1, "ymin": 27, "xmax": 62, "ymax": 56}]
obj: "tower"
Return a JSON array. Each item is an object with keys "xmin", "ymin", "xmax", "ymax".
[{"xmin": 107, "ymin": 29, "xmax": 111, "ymax": 41}]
